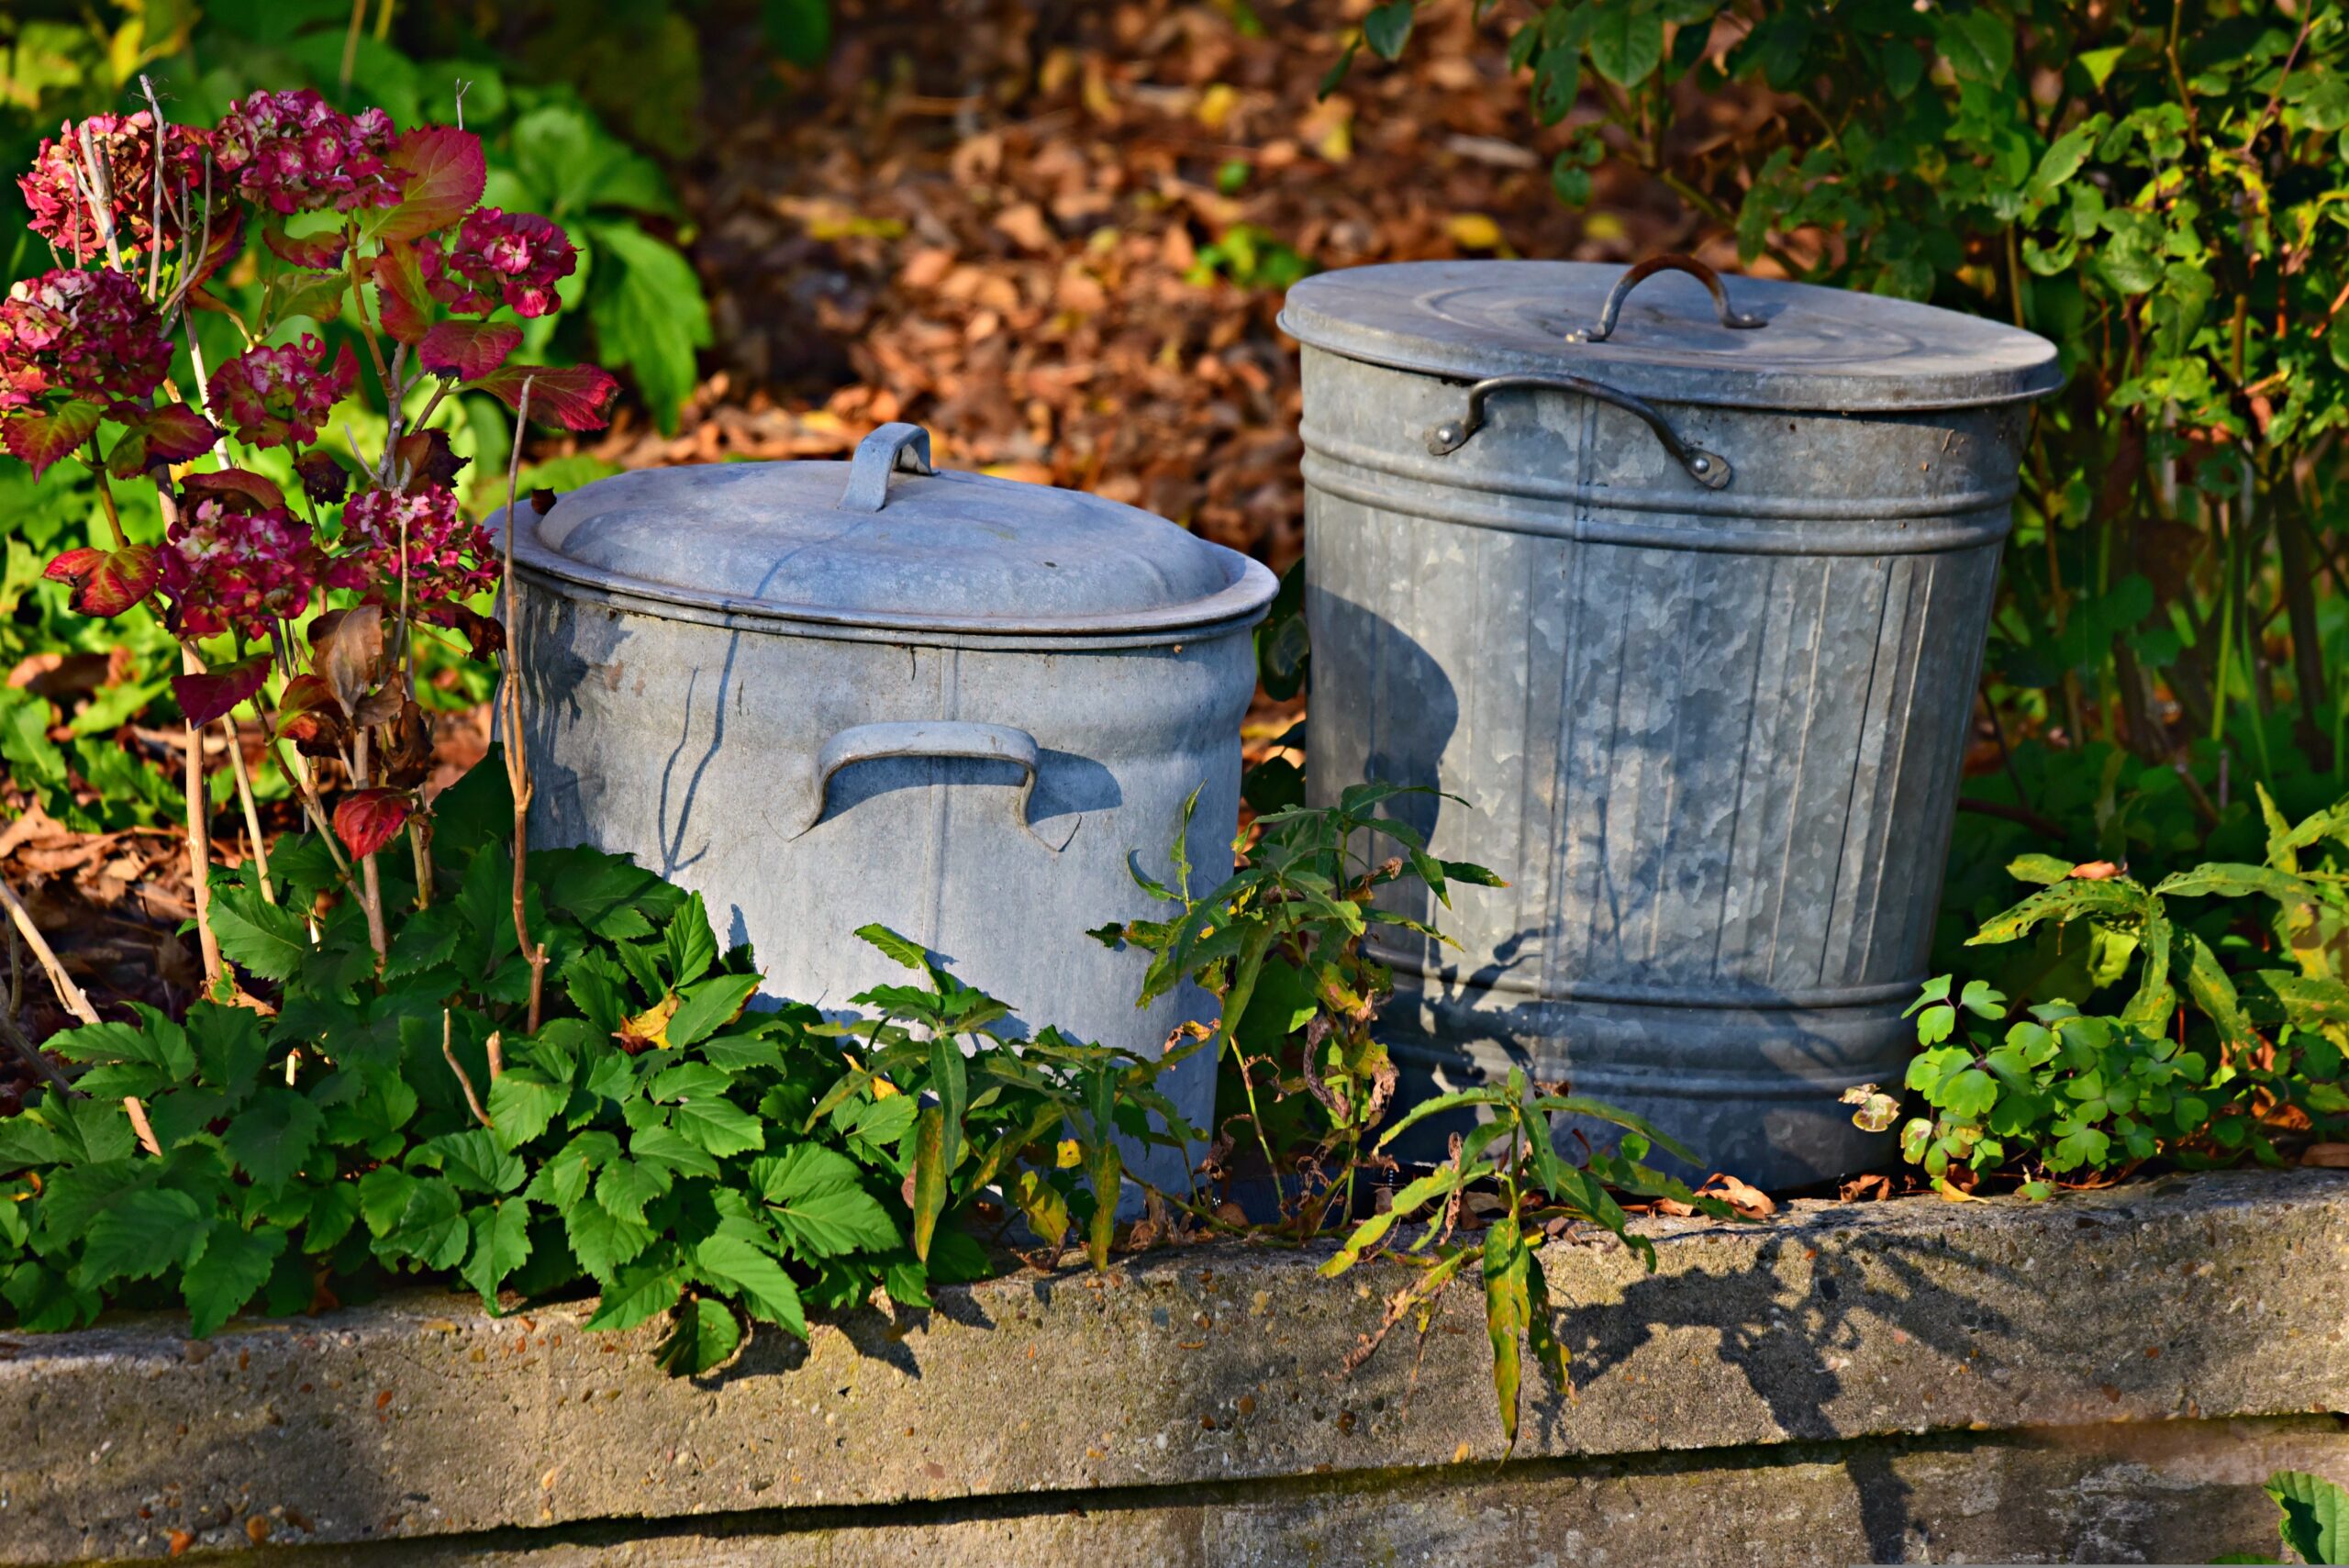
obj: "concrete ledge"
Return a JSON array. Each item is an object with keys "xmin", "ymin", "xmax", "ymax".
[{"xmin": 3, "ymin": 1169, "xmax": 2346, "ymax": 1563}]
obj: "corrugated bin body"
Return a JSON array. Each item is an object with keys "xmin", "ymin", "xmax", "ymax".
[
  {"xmin": 1281, "ymin": 259, "xmax": 2060, "ymax": 1188},
  {"xmin": 511, "ymin": 425, "xmax": 1277, "ymax": 1183}
]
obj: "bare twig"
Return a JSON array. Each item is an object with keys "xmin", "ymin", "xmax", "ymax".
[
  {"xmin": 443, "ymin": 1010, "xmax": 494, "ymax": 1129},
  {"xmin": 499, "ymin": 378, "xmax": 550, "ymax": 1031},
  {"xmin": 138, "ymin": 76, "xmax": 169, "ymax": 300},
  {"xmin": 124, "ymin": 1095, "xmax": 162, "ymax": 1157},
  {"xmin": 73, "ymin": 122, "xmax": 124, "ymax": 272},
  {"xmin": 177, "ymin": 643, "xmax": 226, "ymax": 995},
  {"xmin": 221, "ymin": 718, "xmax": 275, "ymax": 905},
  {"xmin": 0, "ymin": 1007, "xmax": 78, "ymax": 1099},
  {"xmin": 484, "ymin": 1030, "xmax": 503, "ymax": 1082},
  {"xmin": 0, "ymin": 875, "xmax": 100, "ymax": 1027}
]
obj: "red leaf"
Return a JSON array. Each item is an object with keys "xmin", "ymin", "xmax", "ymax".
[
  {"xmin": 373, "ymin": 128, "xmax": 488, "ymax": 244},
  {"xmin": 187, "ymin": 205, "xmax": 248, "ymax": 289},
  {"xmin": 392, "ymin": 428, "xmax": 469, "ymax": 493},
  {"xmin": 262, "ymin": 224, "xmax": 348, "ymax": 272},
  {"xmin": 274, "ymin": 672, "xmax": 350, "ymax": 756},
  {"xmin": 180, "ymin": 468, "xmax": 287, "ymax": 515},
  {"xmin": 372, "ymin": 243, "xmax": 433, "ymax": 345},
  {"xmin": 466, "ymin": 364, "xmax": 622, "ymax": 431},
  {"xmin": 294, "ymin": 450, "xmax": 352, "ymax": 506},
  {"xmin": 105, "ymin": 401, "xmax": 220, "ymax": 479},
  {"xmin": 4, "ymin": 400, "xmax": 105, "ymax": 479},
  {"xmin": 171, "ymin": 654, "xmax": 271, "ymax": 727},
  {"xmin": 333, "ymin": 788, "xmax": 414, "ymax": 859},
  {"xmin": 308, "ymin": 603, "xmax": 385, "ymax": 717},
  {"xmin": 44, "ymin": 543, "xmax": 161, "ymax": 618},
  {"xmin": 417, "ymin": 320, "xmax": 521, "ymax": 380}
]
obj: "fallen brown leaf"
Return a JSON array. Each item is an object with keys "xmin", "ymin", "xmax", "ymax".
[{"xmin": 2301, "ymin": 1142, "xmax": 2349, "ymax": 1168}]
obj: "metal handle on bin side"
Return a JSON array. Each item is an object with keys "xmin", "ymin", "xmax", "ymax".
[
  {"xmin": 1572, "ymin": 254, "xmax": 1766, "ymax": 344},
  {"xmin": 837, "ymin": 422, "xmax": 935, "ymax": 512},
  {"xmin": 1424, "ymin": 373, "xmax": 1733, "ymax": 490},
  {"xmin": 783, "ymin": 719, "xmax": 1071, "ymax": 851}
]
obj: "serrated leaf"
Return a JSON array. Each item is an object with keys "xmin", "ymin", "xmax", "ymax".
[
  {"xmin": 667, "ymin": 973, "xmax": 761, "ymax": 1051},
  {"xmin": 855, "ymin": 924, "xmax": 930, "ymax": 971},
  {"xmin": 629, "ymin": 1121, "xmax": 721, "ymax": 1179},
  {"xmin": 388, "ymin": 1179, "xmax": 470, "ymax": 1270},
  {"xmin": 467, "ymin": 363, "xmax": 621, "ymax": 431},
  {"xmin": 669, "ymin": 1093, "xmax": 764, "ymax": 1159},
  {"xmin": 80, "ymin": 1186, "xmax": 204, "ymax": 1287},
  {"xmin": 6, "ymin": 400, "xmax": 104, "ymax": 480},
  {"xmin": 417, "ymin": 1128, "xmax": 527, "ymax": 1195},
  {"xmin": 596, "ymin": 1155, "xmax": 672, "ymax": 1223},
  {"xmin": 373, "ymin": 126, "xmax": 488, "ymax": 243},
  {"xmin": 43, "ymin": 540, "xmax": 161, "ymax": 617},
  {"xmin": 564, "ymin": 1193, "xmax": 653, "ymax": 1285},
  {"xmin": 584, "ymin": 1255, "xmax": 688, "ymax": 1331},
  {"xmin": 526, "ymin": 1130, "xmax": 619, "ymax": 1211},
  {"xmin": 752, "ymin": 1144, "xmax": 898, "ymax": 1257},
  {"xmin": 184, "ymin": 1223, "xmax": 286, "ymax": 1337},
  {"xmin": 692, "ymin": 1231, "xmax": 807, "ymax": 1335},
  {"xmin": 417, "ymin": 319, "xmax": 522, "ymax": 380},
  {"xmin": 1587, "ymin": 0, "xmax": 1664, "ymax": 84},
  {"xmin": 223, "ymin": 1087, "xmax": 325, "ymax": 1197},
  {"xmin": 486, "ymin": 1072, "xmax": 567, "ymax": 1152},
  {"xmin": 460, "ymin": 1199, "xmax": 533, "ymax": 1307},
  {"xmin": 208, "ymin": 884, "xmax": 312, "ymax": 982}
]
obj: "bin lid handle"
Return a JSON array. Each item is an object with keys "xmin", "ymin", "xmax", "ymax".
[
  {"xmin": 1572, "ymin": 254, "xmax": 1767, "ymax": 344},
  {"xmin": 837, "ymin": 422, "xmax": 936, "ymax": 512}
]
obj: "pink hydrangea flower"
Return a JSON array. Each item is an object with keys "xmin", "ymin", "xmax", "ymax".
[
  {"xmin": 0, "ymin": 267, "xmax": 175, "ymax": 411},
  {"xmin": 164, "ymin": 494, "xmax": 323, "ymax": 639},
  {"xmin": 207, "ymin": 335, "xmax": 359, "ymax": 449},
  {"xmin": 211, "ymin": 90, "xmax": 402, "ymax": 216},
  {"xmin": 420, "ymin": 208, "xmax": 576, "ymax": 318},
  {"xmin": 17, "ymin": 114, "xmax": 214, "ymax": 261},
  {"xmin": 336, "ymin": 484, "xmax": 499, "ymax": 606}
]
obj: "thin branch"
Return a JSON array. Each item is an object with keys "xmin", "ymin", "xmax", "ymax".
[
  {"xmin": 221, "ymin": 717, "xmax": 276, "ymax": 905},
  {"xmin": 498, "ymin": 378, "xmax": 550, "ymax": 1032},
  {"xmin": 442, "ymin": 1010, "xmax": 494, "ymax": 1129},
  {"xmin": 0, "ymin": 875, "xmax": 100, "ymax": 1027},
  {"xmin": 177, "ymin": 643, "xmax": 226, "ymax": 995}
]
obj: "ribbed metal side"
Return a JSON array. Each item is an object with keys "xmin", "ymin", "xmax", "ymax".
[{"xmin": 1299, "ymin": 349, "xmax": 2021, "ymax": 1186}]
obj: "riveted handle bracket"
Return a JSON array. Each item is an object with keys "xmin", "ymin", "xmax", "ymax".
[{"xmin": 1424, "ymin": 373, "xmax": 1733, "ymax": 490}]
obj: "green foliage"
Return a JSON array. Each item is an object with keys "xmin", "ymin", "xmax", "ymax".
[
  {"xmin": 1186, "ymin": 224, "xmax": 1315, "ymax": 292},
  {"xmin": 0, "ymin": 754, "xmax": 1029, "ymax": 1364},
  {"xmin": 1319, "ymin": 1066, "xmax": 1735, "ymax": 1450},
  {"xmin": 1887, "ymin": 784, "xmax": 2349, "ymax": 1193},
  {"xmin": 2222, "ymin": 1470, "xmax": 2349, "ymax": 1564}
]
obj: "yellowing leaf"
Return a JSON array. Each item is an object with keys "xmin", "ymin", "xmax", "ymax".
[
  {"xmin": 1448, "ymin": 213, "xmax": 1504, "ymax": 250},
  {"xmin": 616, "ymin": 994, "xmax": 680, "ymax": 1052},
  {"xmin": 1054, "ymin": 1138, "xmax": 1083, "ymax": 1170}
]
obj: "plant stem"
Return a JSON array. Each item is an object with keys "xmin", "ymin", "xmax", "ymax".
[
  {"xmin": 0, "ymin": 875, "xmax": 99, "ymax": 1027},
  {"xmin": 178, "ymin": 645, "xmax": 225, "ymax": 996},
  {"xmin": 221, "ymin": 717, "xmax": 275, "ymax": 905},
  {"xmin": 442, "ymin": 1009, "xmax": 494, "ymax": 1129},
  {"xmin": 91, "ymin": 465, "xmax": 128, "ymax": 550},
  {"xmin": 351, "ymin": 727, "xmax": 389, "ymax": 968},
  {"xmin": 498, "ymin": 379, "xmax": 549, "ymax": 1032}
]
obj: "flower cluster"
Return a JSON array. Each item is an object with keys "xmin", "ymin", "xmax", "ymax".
[
  {"xmin": 336, "ymin": 484, "xmax": 499, "ymax": 606},
  {"xmin": 17, "ymin": 113, "xmax": 214, "ymax": 260},
  {"xmin": 421, "ymin": 208, "xmax": 575, "ymax": 318},
  {"xmin": 207, "ymin": 335, "xmax": 359, "ymax": 449},
  {"xmin": 163, "ymin": 494, "xmax": 323, "ymax": 639},
  {"xmin": 0, "ymin": 268, "xmax": 174, "ymax": 411},
  {"xmin": 210, "ymin": 90, "xmax": 402, "ymax": 217}
]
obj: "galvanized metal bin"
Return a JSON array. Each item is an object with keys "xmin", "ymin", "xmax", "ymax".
[
  {"xmin": 510, "ymin": 424, "xmax": 1277, "ymax": 1184},
  {"xmin": 1280, "ymin": 258, "xmax": 2061, "ymax": 1188}
]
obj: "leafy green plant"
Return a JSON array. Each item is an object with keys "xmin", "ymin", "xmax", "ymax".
[
  {"xmin": 2221, "ymin": 1469, "xmax": 2349, "ymax": 1565},
  {"xmin": 1096, "ymin": 782, "xmax": 1504, "ymax": 1233},
  {"xmin": 1319, "ymin": 1068, "xmax": 1735, "ymax": 1448},
  {"xmin": 1884, "ymin": 784, "xmax": 2349, "ymax": 1192},
  {"xmin": 1186, "ymin": 223, "xmax": 1315, "ymax": 292}
]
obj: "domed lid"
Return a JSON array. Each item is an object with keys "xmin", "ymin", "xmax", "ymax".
[
  {"xmin": 1279, "ymin": 256, "xmax": 2063, "ymax": 413},
  {"xmin": 513, "ymin": 424, "xmax": 1276, "ymax": 638}
]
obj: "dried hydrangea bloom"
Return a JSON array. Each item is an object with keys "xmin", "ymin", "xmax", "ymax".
[
  {"xmin": 421, "ymin": 208, "xmax": 576, "ymax": 318},
  {"xmin": 17, "ymin": 113, "xmax": 214, "ymax": 261},
  {"xmin": 337, "ymin": 484, "xmax": 499, "ymax": 606},
  {"xmin": 164, "ymin": 494, "xmax": 324, "ymax": 638},
  {"xmin": 207, "ymin": 334, "xmax": 360, "ymax": 449},
  {"xmin": 0, "ymin": 267, "xmax": 175, "ymax": 411},
  {"xmin": 211, "ymin": 89, "xmax": 403, "ymax": 216}
]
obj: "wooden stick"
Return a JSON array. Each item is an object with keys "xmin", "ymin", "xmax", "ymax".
[
  {"xmin": 0, "ymin": 874, "xmax": 99, "ymax": 1027},
  {"xmin": 498, "ymin": 379, "xmax": 549, "ymax": 1031},
  {"xmin": 221, "ymin": 718, "xmax": 275, "ymax": 905},
  {"xmin": 179, "ymin": 645, "xmax": 225, "ymax": 994},
  {"xmin": 443, "ymin": 1010, "xmax": 493, "ymax": 1129}
]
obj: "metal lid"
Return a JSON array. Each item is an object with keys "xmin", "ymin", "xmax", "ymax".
[
  {"xmin": 514, "ymin": 423, "xmax": 1277, "ymax": 638},
  {"xmin": 1279, "ymin": 257, "xmax": 2063, "ymax": 413}
]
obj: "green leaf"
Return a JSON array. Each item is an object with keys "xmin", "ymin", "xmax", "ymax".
[
  {"xmin": 183, "ymin": 1222, "xmax": 285, "ymax": 1338},
  {"xmin": 762, "ymin": 0, "xmax": 832, "ymax": 67},
  {"xmin": 486, "ymin": 1072, "xmax": 568, "ymax": 1152},
  {"xmin": 665, "ymin": 895, "xmax": 718, "ymax": 987},
  {"xmin": 564, "ymin": 1193, "xmax": 654, "ymax": 1286},
  {"xmin": 1364, "ymin": 1, "xmax": 1414, "ymax": 61},
  {"xmin": 855, "ymin": 924, "xmax": 931, "ymax": 971},
  {"xmin": 80, "ymin": 1186, "xmax": 204, "ymax": 1286},
  {"xmin": 584, "ymin": 1256, "xmax": 689, "ymax": 1331},
  {"xmin": 46, "ymin": 1013, "xmax": 195, "ymax": 1085},
  {"xmin": 1934, "ymin": 6, "xmax": 2010, "ymax": 83},
  {"xmin": 1085, "ymin": 1136, "xmax": 1122, "ymax": 1273},
  {"xmin": 1482, "ymin": 1218, "xmax": 1531, "ymax": 1449},
  {"xmin": 207, "ymin": 883, "xmax": 313, "ymax": 983},
  {"xmin": 910, "ymin": 1105, "xmax": 949, "ymax": 1262},
  {"xmin": 223, "ymin": 1087, "xmax": 326, "ymax": 1197},
  {"xmin": 668, "ymin": 1092, "xmax": 765, "ymax": 1160},
  {"xmin": 629, "ymin": 1121, "xmax": 722, "ymax": 1179},
  {"xmin": 527, "ymin": 1130, "xmax": 620, "ymax": 1211},
  {"xmin": 461, "ymin": 1200, "xmax": 534, "ymax": 1307},
  {"xmin": 2266, "ymin": 1470, "xmax": 2347, "ymax": 1566},
  {"xmin": 1966, "ymin": 879, "xmax": 2144, "ymax": 946},
  {"xmin": 653, "ymin": 1294, "xmax": 742, "ymax": 1375},
  {"xmin": 387, "ymin": 1179, "xmax": 471, "ymax": 1270},
  {"xmin": 2006, "ymin": 853, "xmax": 2076, "ymax": 886},
  {"xmin": 667, "ymin": 973, "xmax": 762, "ymax": 1051},
  {"xmin": 2152, "ymin": 863, "xmax": 2319, "ymax": 906},
  {"xmin": 1587, "ymin": 0, "xmax": 1664, "ymax": 85},
  {"xmin": 581, "ymin": 221, "xmax": 711, "ymax": 434},
  {"xmin": 693, "ymin": 1230, "xmax": 807, "ymax": 1335},
  {"xmin": 753, "ymin": 1143, "xmax": 899, "ymax": 1257},
  {"xmin": 417, "ymin": 1129, "xmax": 528, "ymax": 1195},
  {"xmin": 597, "ymin": 1156, "xmax": 674, "ymax": 1224},
  {"xmin": 2176, "ymin": 931, "xmax": 2253, "ymax": 1049}
]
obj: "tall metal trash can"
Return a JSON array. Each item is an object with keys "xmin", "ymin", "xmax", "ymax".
[{"xmin": 1280, "ymin": 257, "xmax": 2061, "ymax": 1188}]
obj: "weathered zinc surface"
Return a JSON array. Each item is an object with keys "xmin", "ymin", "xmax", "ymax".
[{"xmin": 1, "ymin": 1170, "xmax": 2344, "ymax": 1564}]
